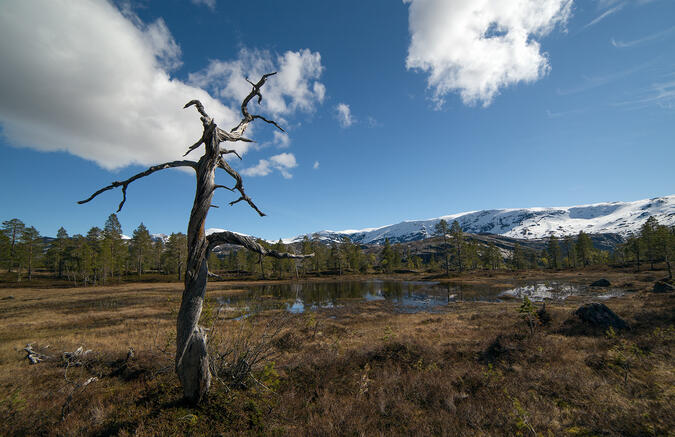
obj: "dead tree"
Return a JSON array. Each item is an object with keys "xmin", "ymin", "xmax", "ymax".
[{"xmin": 79, "ymin": 73, "xmax": 312, "ymax": 403}]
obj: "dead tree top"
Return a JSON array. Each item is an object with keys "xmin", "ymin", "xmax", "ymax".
[{"xmin": 78, "ymin": 72, "xmax": 312, "ymax": 260}]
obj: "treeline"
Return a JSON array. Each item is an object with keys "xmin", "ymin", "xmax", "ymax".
[
  {"xmin": 1, "ymin": 214, "xmax": 187, "ymax": 285},
  {"xmin": 432, "ymin": 218, "xmax": 673, "ymax": 276},
  {"xmin": 2, "ymin": 215, "xmax": 673, "ymax": 284}
]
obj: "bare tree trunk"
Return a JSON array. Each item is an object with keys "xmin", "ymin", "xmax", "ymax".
[
  {"xmin": 79, "ymin": 73, "xmax": 312, "ymax": 404},
  {"xmin": 175, "ymin": 128, "xmax": 219, "ymax": 403}
]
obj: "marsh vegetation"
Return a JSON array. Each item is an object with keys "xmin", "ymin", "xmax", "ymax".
[{"xmin": 1, "ymin": 266, "xmax": 673, "ymax": 436}]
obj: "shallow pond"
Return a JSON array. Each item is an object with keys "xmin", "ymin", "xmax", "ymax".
[{"xmin": 213, "ymin": 279, "xmax": 627, "ymax": 316}]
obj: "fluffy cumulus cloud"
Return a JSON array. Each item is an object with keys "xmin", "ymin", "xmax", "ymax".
[
  {"xmin": 188, "ymin": 48, "xmax": 325, "ymax": 119},
  {"xmin": 241, "ymin": 153, "xmax": 298, "ymax": 179},
  {"xmin": 0, "ymin": 1, "xmax": 322, "ymax": 172},
  {"xmin": 0, "ymin": 0, "xmax": 237, "ymax": 169},
  {"xmin": 335, "ymin": 103, "xmax": 355, "ymax": 128},
  {"xmin": 404, "ymin": 0, "xmax": 573, "ymax": 107}
]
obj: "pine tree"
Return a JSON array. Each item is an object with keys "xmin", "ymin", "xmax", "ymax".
[
  {"xmin": 434, "ymin": 219, "xmax": 450, "ymax": 276},
  {"xmin": 655, "ymin": 224, "xmax": 674, "ymax": 279},
  {"xmin": 71, "ymin": 234, "xmax": 92, "ymax": 285},
  {"xmin": 641, "ymin": 216, "xmax": 659, "ymax": 270},
  {"xmin": 547, "ymin": 235, "xmax": 562, "ymax": 269},
  {"xmin": 564, "ymin": 236, "xmax": 576, "ymax": 269},
  {"xmin": 130, "ymin": 223, "xmax": 152, "ymax": 277},
  {"xmin": 513, "ymin": 243, "xmax": 527, "ymax": 270},
  {"xmin": 625, "ymin": 233, "xmax": 642, "ymax": 271},
  {"xmin": 19, "ymin": 226, "xmax": 41, "ymax": 281},
  {"xmin": 483, "ymin": 242, "xmax": 501, "ymax": 270},
  {"xmin": 103, "ymin": 214, "xmax": 125, "ymax": 281},
  {"xmin": 2, "ymin": 218, "xmax": 25, "ymax": 272},
  {"xmin": 164, "ymin": 232, "xmax": 188, "ymax": 280},
  {"xmin": 576, "ymin": 231, "xmax": 593, "ymax": 267},
  {"xmin": 54, "ymin": 227, "xmax": 69, "ymax": 278},
  {"xmin": 381, "ymin": 238, "xmax": 396, "ymax": 273},
  {"xmin": 450, "ymin": 220, "xmax": 464, "ymax": 272},
  {"xmin": 86, "ymin": 227, "xmax": 103, "ymax": 284},
  {"xmin": 0, "ymin": 231, "xmax": 9, "ymax": 273},
  {"xmin": 465, "ymin": 240, "xmax": 479, "ymax": 270}
]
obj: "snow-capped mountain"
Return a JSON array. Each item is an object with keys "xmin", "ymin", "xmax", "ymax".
[
  {"xmin": 285, "ymin": 195, "xmax": 675, "ymax": 245},
  {"xmin": 151, "ymin": 233, "xmax": 169, "ymax": 243}
]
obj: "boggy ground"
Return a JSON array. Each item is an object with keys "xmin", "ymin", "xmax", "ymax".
[{"xmin": 0, "ymin": 267, "xmax": 673, "ymax": 436}]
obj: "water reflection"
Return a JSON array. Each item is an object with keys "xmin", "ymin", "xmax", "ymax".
[{"xmin": 212, "ymin": 279, "xmax": 626, "ymax": 316}]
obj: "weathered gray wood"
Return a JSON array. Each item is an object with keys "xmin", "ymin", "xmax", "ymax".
[{"xmin": 79, "ymin": 73, "xmax": 312, "ymax": 403}]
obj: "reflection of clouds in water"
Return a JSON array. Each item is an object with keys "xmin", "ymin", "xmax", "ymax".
[
  {"xmin": 310, "ymin": 301, "xmax": 335, "ymax": 310},
  {"xmin": 216, "ymin": 280, "xmax": 627, "ymax": 314},
  {"xmin": 364, "ymin": 291, "xmax": 385, "ymax": 301},
  {"xmin": 499, "ymin": 282, "xmax": 626, "ymax": 302},
  {"xmin": 595, "ymin": 290, "xmax": 626, "ymax": 300},
  {"xmin": 287, "ymin": 298, "xmax": 305, "ymax": 314},
  {"xmin": 501, "ymin": 284, "xmax": 560, "ymax": 301}
]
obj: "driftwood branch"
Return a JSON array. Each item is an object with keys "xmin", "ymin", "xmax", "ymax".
[
  {"xmin": 207, "ymin": 231, "xmax": 314, "ymax": 259},
  {"xmin": 78, "ymin": 160, "xmax": 197, "ymax": 212},
  {"xmin": 23, "ymin": 343, "xmax": 51, "ymax": 364}
]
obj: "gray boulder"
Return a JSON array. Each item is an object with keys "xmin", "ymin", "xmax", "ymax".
[{"xmin": 574, "ymin": 303, "xmax": 628, "ymax": 331}]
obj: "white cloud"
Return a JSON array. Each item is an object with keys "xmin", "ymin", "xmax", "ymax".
[
  {"xmin": 584, "ymin": 4, "xmax": 623, "ymax": 28},
  {"xmin": 0, "ymin": 0, "xmax": 238, "ymax": 170},
  {"xmin": 404, "ymin": 0, "xmax": 573, "ymax": 107},
  {"xmin": 313, "ymin": 161, "xmax": 320, "ymax": 169},
  {"xmin": 614, "ymin": 77, "xmax": 675, "ymax": 110},
  {"xmin": 611, "ymin": 26, "xmax": 675, "ymax": 48},
  {"xmin": 242, "ymin": 153, "xmax": 298, "ymax": 179},
  {"xmin": 189, "ymin": 48, "xmax": 325, "ymax": 118},
  {"xmin": 143, "ymin": 18, "xmax": 183, "ymax": 71},
  {"xmin": 272, "ymin": 131, "xmax": 291, "ymax": 148},
  {"xmin": 191, "ymin": 0, "xmax": 216, "ymax": 10},
  {"xmin": 335, "ymin": 103, "xmax": 355, "ymax": 128}
]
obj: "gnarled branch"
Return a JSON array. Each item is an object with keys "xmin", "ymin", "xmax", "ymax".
[
  {"xmin": 230, "ymin": 72, "xmax": 285, "ymax": 140},
  {"xmin": 219, "ymin": 148, "xmax": 242, "ymax": 160},
  {"xmin": 207, "ymin": 231, "xmax": 313, "ymax": 259},
  {"xmin": 218, "ymin": 157, "xmax": 265, "ymax": 217},
  {"xmin": 78, "ymin": 160, "xmax": 197, "ymax": 212}
]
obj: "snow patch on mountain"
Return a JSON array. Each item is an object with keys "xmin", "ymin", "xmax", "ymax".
[{"xmin": 285, "ymin": 195, "xmax": 675, "ymax": 245}]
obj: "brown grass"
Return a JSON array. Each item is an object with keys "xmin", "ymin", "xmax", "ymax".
[{"xmin": 0, "ymin": 268, "xmax": 673, "ymax": 436}]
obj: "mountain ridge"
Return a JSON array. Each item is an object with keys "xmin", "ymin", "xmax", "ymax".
[{"xmin": 282, "ymin": 195, "xmax": 675, "ymax": 245}]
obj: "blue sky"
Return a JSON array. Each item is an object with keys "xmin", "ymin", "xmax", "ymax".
[{"xmin": 1, "ymin": 0, "xmax": 673, "ymax": 239}]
